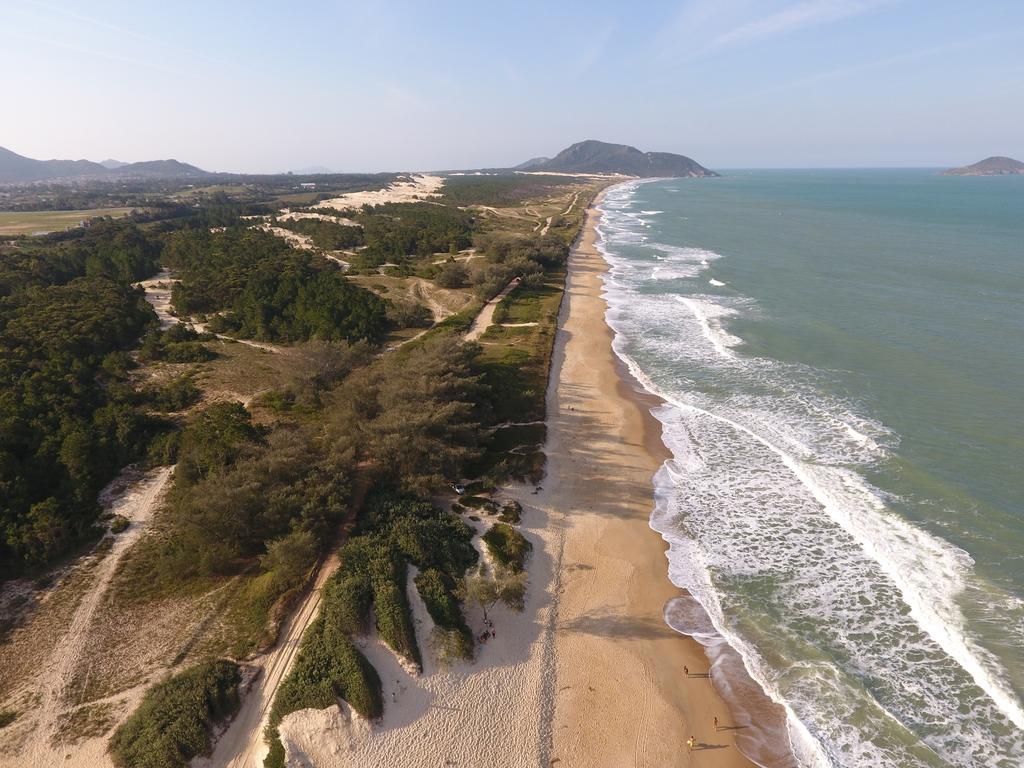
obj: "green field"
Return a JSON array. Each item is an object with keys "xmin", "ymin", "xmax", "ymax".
[{"xmin": 0, "ymin": 208, "xmax": 135, "ymax": 235}]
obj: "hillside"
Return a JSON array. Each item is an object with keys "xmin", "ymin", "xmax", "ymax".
[
  {"xmin": 0, "ymin": 145, "xmax": 210, "ymax": 183},
  {"xmin": 113, "ymin": 159, "xmax": 208, "ymax": 178},
  {"xmin": 518, "ymin": 140, "xmax": 718, "ymax": 178},
  {"xmin": 0, "ymin": 146, "xmax": 108, "ymax": 182},
  {"xmin": 942, "ymin": 156, "xmax": 1024, "ymax": 176}
]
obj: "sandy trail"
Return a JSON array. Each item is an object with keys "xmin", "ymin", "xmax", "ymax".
[
  {"xmin": 17, "ymin": 466, "xmax": 173, "ymax": 767},
  {"xmin": 539, "ymin": 216, "xmax": 553, "ymax": 237},
  {"xmin": 562, "ymin": 191, "xmax": 580, "ymax": 216},
  {"xmin": 198, "ymin": 551, "xmax": 342, "ymax": 768},
  {"xmin": 464, "ymin": 278, "xmax": 519, "ymax": 341},
  {"xmin": 137, "ymin": 269, "xmax": 177, "ymax": 329}
]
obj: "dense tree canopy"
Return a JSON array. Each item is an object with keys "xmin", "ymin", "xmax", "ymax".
[
  {"xmin": 162, "ymin": 227, "xmax": 388, "ymax": 343},
  {"xmin": 0, "ymin": 224, "xmax": 163, "ymax": 576}
]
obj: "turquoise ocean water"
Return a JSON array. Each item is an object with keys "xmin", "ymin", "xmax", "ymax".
[{"xmin": 596, "ymin": 171, "xmax": 1023, "ymax": 767}]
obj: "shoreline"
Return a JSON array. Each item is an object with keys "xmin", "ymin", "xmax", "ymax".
[{"xmin": 545, "ymin": 186, "xmax": 757, "ymax": 767}]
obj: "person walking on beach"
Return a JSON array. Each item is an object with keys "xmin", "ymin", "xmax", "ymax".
[
  {"xmin": 686, "ymin": 736, "xmax": 694, "ymax": 752},
  {"xmin": 714, "ymin": 716, "xmax": 719, "ymax": 731},
  {"xmin": 683, "ymin": 665, "xmax": 689, "ymax": 677}
]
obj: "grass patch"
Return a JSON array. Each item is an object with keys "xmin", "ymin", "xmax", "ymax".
[
  {"xmin": 109, "ymin": 659, "xmax": 241, "ymax": 768},
  {"xmin": 482, "ymin": 523, "xmax": 532, "ymax": 573},
  {"xmin": 55, "ymin": 701, "xmax": 120, "ymax": 745},
  {"xmin": 0, "ymin": 208, "xmax": 135, "ymax": 235}
]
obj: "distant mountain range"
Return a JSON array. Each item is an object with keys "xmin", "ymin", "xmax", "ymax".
[
  {"xmin": 0, "ymin": 146, "xmax": 210, "ymax": 183},
  {"xmin": 517, "ymin": 140, "xmax": 718, "ymax": 178},
  {"xmin": 942, "ymin": 156, "xmax": 1024, "ymax": 176}
]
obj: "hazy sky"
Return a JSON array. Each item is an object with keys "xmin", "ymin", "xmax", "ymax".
[{"xmin": 2, "ymin": 0, "xmax": 1022, "ymax": 172}]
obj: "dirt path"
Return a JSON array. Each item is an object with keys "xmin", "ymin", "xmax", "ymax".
[
  {"xmin": 199, "ymin": 551, "xmax": 342, "ymax": 768},
  {"xmin": 464, "ymin": 278, "xmax": 519, "ymax": 342},
  {"xmin": 19, "ymin": 466, "xmax": 173, "ymax": 767},
  {"xmin": 562, "ymin": 191, "xmax": 580, "ymax": 216},
  {"xmin": 137, "ymin": 269, "xmax": 177, "ymax": 329},
  {"xmin": 539, "ymin": 216, "xmax": 553, "ymax": 237}
]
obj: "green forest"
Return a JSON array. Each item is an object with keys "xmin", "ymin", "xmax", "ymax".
[
  {"xmin": 0, "ymin": 222, "xmax": 163, "ymax": 577},
  {"xmin": 163, "ymin": 226, "xmax": 388, "ymax": 343}
]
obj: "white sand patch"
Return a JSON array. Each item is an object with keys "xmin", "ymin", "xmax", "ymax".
[
  {"xmin": 278, "ymin": 211, "xmax": 360, "ymax": 227},
  {"xmin": 277, "ymin": 486, "xmax": 553, "ymax": 768},
  {"xmin": 315, "ymin": 175, "xmax": 445, "ymax": 211},
  {"xmin": 261, "ymin": 224, "xmax": 315, "ymax": 250}
]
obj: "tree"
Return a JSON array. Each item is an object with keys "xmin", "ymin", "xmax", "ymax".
[{"xmin": 459, "ymin": 566, "xmax": 527, "ymax": 621}]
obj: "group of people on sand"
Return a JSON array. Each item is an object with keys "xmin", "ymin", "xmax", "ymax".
[
  {"xmin": 478, "ymin": 617, "xmax": 497, "ymax": 644},
  {"xmin": 682, "ymin": 664, "xmax": 725, "ymax": 753}
]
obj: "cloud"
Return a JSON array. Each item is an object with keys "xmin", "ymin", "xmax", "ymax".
[
  {"xmin": 658, "ymin": 0, "xmax": 896, "ymax": 62},
  {"xmin": 711, "ymin": 0, "xmax": 892, "ymax": 48}
]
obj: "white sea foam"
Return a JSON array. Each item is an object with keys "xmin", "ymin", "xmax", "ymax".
[
  {"xmin": 709, "ymin": 278, "xmax": 726, "ymax": 287},
  {"xmin": 594, "ymin": 183, "xmax": 1024, "ymax": 767}
]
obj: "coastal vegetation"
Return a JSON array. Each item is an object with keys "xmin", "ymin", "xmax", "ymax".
[
  {"xmin": 162, "ymin": 227, "xmax": 388, "ymax": 343},
  {"xmin": 0, "ymin": 169, "xmax": 601, "ymax": 762},
  {"xmin": 0, "ymin": 222, "xmax": 165, "ymax": 578},
  {"xmin": 108, "ymin": 659, "xmax": 241, "ymax": 768}
]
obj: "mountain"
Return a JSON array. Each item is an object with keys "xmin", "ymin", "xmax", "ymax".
[
  {"xmin": 518, "ymin": 140, "xmax": 718, "ymax": 177},
  {"xmin": 0, "ymin": 146, "xmax": 108, "ymax": 182},
  {"xmin": 942, "ymin": 156, "xmax": 1024, "ymax": 176},
  {"xmin": 112, "ymin": 159, "xmax": 208, "ymax": 178},
  {"xmin": 0, "ymin": 146, "xmax": 211, "ymax": 183},
  {"xmin": 514, "ymin": 156, "xmax": 550, "ymax": 171}
]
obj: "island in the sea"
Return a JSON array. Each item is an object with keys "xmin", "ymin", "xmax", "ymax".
[{"xmin": 942, "ymin": 155, "xmax": 1024, "ymax": 176}]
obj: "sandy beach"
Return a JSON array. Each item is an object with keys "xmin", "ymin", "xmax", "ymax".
[
  {"xmin": 276, "ymin": 189, "xmax": 756, "ymax": 767},
  {"xmin": 544, "ymin": 190, "xmax": 755, "ymax": 768}
]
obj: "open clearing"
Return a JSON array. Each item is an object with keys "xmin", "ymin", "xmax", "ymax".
[{"xmin": 0, "ymin": 208, "xmax": 135, "ymax": 236}]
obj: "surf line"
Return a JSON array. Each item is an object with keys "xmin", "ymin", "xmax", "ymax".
[{"xmin": 648, "ymin": 372, "xmax": 1024, "ymax": 731}]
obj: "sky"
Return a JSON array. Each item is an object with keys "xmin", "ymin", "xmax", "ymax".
[{"xmin": 1, "ymin": 0, "xmax": 1022, "ymax": 172}]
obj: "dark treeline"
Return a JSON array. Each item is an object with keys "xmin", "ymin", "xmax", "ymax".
[
  {"xmin": 352, "ymin": 203, "xmax": 474, "ymax": 266},
  {"xmin": 162, "ymin": 226, "xmax": 389, "ymax": 344},
  {"xmin": 0, "ymin": 222, "xmax": 165, "ymax": 577}
]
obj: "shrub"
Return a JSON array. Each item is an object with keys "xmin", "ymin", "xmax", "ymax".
[
  {"xmin": 145, "ymin": 374, "xmax": 201, "ymax": 412},
  {"xmin": 435, "ymin": 261, "xmax": 468, "ymax": 288},
  {"xmin": 322, "ymin": 571, "xmax": 373, "ymax": 636},
  {"xmin": 498, "ymin": 501, "xmax": 522, "ymax": 524},
  {"xmin": 110, "ymin": 515, "xmax": 130, "ymax": 534},
  {"xmin": 482, "ymin": 524, "xmax": 532, "ymax": 572},
  {"xmin": 263, "ymin": 616, "xmax": 381, "ymax": 768},
  {"xmin": 109, "ymin": 660, "xmax": 241, "ymax": 768},
  {"xmin": 371, "ymin": 556, "xmax": 421, "ymax": 669},
  {"xmin": 415, "ymin": 568, "xmax": 473, "ymax": 661}
]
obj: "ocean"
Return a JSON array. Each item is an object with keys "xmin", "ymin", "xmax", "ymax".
[{"xmin": 595, "ymin": 170, "xmax": 1024, "ymax": 767}]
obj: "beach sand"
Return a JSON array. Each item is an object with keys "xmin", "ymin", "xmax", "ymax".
[
  {"xmin": 544, "ymin": 190, "xmax": 755, "ymax": 768},
  {"xmin": 277, "ymin": 189, "xmax": 756, "ymax": 768}
]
